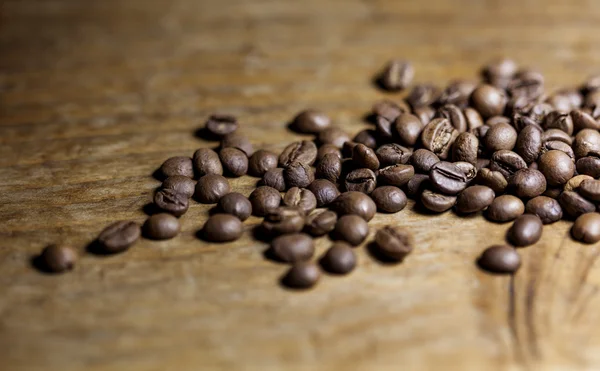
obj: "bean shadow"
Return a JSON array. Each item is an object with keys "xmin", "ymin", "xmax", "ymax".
[
  {"xmin": 193, "ymin": 127, "xmax": 221, "ymax": 142},
  {"xmin": 142, "ymin": 202, "xmax": 160, "ymax": 216},
  {"xmin": 30, "ymin": 255, "xmax": 52, "ymax": 274},
  {"xmin": 85, "ymin": 240, "xmax": 114, "ymax": 256}
]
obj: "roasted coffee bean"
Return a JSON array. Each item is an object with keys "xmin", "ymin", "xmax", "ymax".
[
  {"xmin": 576, "ymin": 156, "xmax": 600, "ymax": 178},
  {"xmin": 483, "ymin": 122, "xmax": 517, "ymax": 153},
  {"xmin": 438, "ymin": 80, "xmax": 477, "ymax": 108},
  {"xmin": 414, "ymin": 105, "xmax": 436, "ymax": 126},
  {"xmin": 572, "ymin": 213, "xmax": 600, "ymax": 243},
  {"xmin": 217, "ymin": 192, "xmax": 252, "ymax": 221},
  {"xmin": 272, "ymin": 233, "xmax": 315, "ymax": 263},
  {"xmin": 154, "ymin": 188, "xmax": 189, "ymax": 217},
  {"xmin": 219, "ymin": 147, "xmax": 248, "ymax": 177},
  {"xmin": 543, "ymin": 111, "xmax": 573, "ymax": 135},
  {"xmin": 565, "ymin": 174, "xmax": 594, "ymax": 192},
  {"xmin": 525, "ymin": 196, "xmax": 562, "ymax": 224},
  {"xmin": 421, "ymin": 118, "xmax": 458, "ymax": 160},
  {"xmin": 577, "ymin": 179, "xmax": 600, "ymax": 201},
  {"xmin": 39, "ymin": 245, "xmax": 77, "ymax": 273},
  {"xmin": 510, "ymin": 214, "xmax": 543, "ymax": 247},
  {"xmin": 411, "ymin": 149, "xmax": 440, "ymax": 173},
  {"xmin": 515, "ymin": 125, "xmax": 542, "ymax": 164},
  {"xmin": 282, "ymin": 262, "xmax": 320, "ymax": 289},
  {"xmin": 406, "ymin": 84, "xmax": 440, "ymax": 109},
  {"xmin": 249, "ymin": 186, "xmax": 281, "ymax": 217},
  {"xmin": 248, "ymin": 150, "xmax": 278, "ymax": 177},
  {"xmin": 376, "ymin": 144, "xmax": 412, "ymax": 169},
  {"xmin": 370, "ymin": 186, "xmax": 408, "ymax": 213},
  {"xmin": 508, "ymin": 169, "xmax": 546, "ymax": 199},
  {"xmin": 571, "ymin": 109, "xmax": 600, "ymax": 132},
  {"xmin": 203, "ymin": 214, "xmax": 243, "ymax": 242},
  {"xmin": 378, "ymin": 60, "xmax": 414, "ymax": 91},
  {"xmin": 283, "ymin": 187, "xmax": 317, "ymax": 214},
  {"xmin": 573, "ymin": 129, "xmax": 600, "ymax": 159},
  {"xmin": 485, "ymin": 195, "xmax": 524, "ymax": 222},
  {"xmin": 345, "ymin": 168, "xmax": 377, "ymax": 194},
  {"xmin": 372, "ymin": 99, "xmax": 408, "ymax": 122},
  {"xmin": 508, "ymin": 70, "xmax": 544, "ymax": 101},
  {"xmin": 452, "ymin": 132, "xmax": 479, "ymax": 165},
  {"xmin": 308, "ymin": 179, "xmax": 340, "ymax": 207},
  {"xmin": 429, "ymin": 161, "xmax": 469, "ymax": 195},
  {"xmin": 291, "ymin": 110, "xmax": 331, "ymax": 134},
  {"xmin": 486, "ymin": 115, "xmax": 511, "ymax": 126},
  {"xmin": 437, "ymin": 104, "xmax": 467, "ymax": 132},
  {"xmin": 333, "ymin": 215, "xmax": 369, "ymax": 246},
  {"xmin": 354, "ymin": 129, "xmax": 378, "ymax": 149},
  {"xmin": 261, "ymin": 168, "xmax": 286, "ymax": 191},
  {"xmin": 489, "ymin": 150, "xmax": 527, "ymax": 179},
  {"xmin": 542, "ymin": 140, "xmax": 575, "ymax": 160},
  {"xmin": 193, "ymin": 148, "xmax": 223, "ymax": 177},
  {"xmin": 342, "ymin": 141, "xmax": 360, "ymax": 159},
  {"xmin": 543, "ymin": 187, "xmax": 563, "ymax": 199},
  {"xmin": 317, "ymin": 144, "xmax": 341, "ymax": 161},
  {"xmin": 406, "ymin": 174, "xmax": 430, "ymax": 198},
  {"xmin": 483, "ymin": 58, "xmax": 518, "ymax": 88},
  {"xmin": 421, "ymin": 189, "xmax": 457, "ymax": 213},
  {"xmin": 471, "ymin": 84, "xmax": 508, "ymax": 118},
  {"xmin": 205, "ymin": 114, "xmax": 238, "ymax": 137},
  {"xmin": 465, "ymin": 107, "xmax": 484, "ymax": 130},
  {"xmin": 548, "ymin": 91, "xmax": 580, "ymax": 112},
  {"xmin": 330, "ymin": 191, "xmax": 377, "ymax": 221},
  {"xmin": 284, "ymin": 162, "xmax": 314, "ymax": 189},
  {"xmin": 316, "ymin": 153, "xmax": 342, "ymax": 183},
  {"xmin": 477, "ymin": 245, "xmax": 521, "ymax": 274},
  {"xmin": 304, "ymin": 210, "xmax": 337, "ymax": 236},
  {"xmin": 543, "ymin": 128, "xmax": 573, "ymax": 145},
  {"xmin": 377, "ymin": 164, "xmax": 414, "ymax": 187},
  {"xmin": 394, "ymin": 113, "xmax": 424, "ymax": 146},
  {"xmin": 320, "ymin": 243, "xmax": 356, "ymax": 274},
  {"xmin": 317, "ymin": 127, "xmax": 350, "ymax": 148},
  {"xmin": 160, "ymin": 156, "xmax": 194, "ymax": 179},
  {"xmin": 144, "ymin": 213, "xmax": 181, "ymax": 240},
  {"xmin": 97, "ymin": 221, "xmax": 140, "ymax": 254},
  {"xmin": 162, "ymin": 175, "xmax": 196, "ymax": 199},
  {"xmin": 352, "ymin": 144, "xmax": 380, "ymax": 170},
  {"xmin": 374, "ymin": 226, "xmax": 414, "ymax": 261},
  {"xmin": 475, "ymin": 168, "xmax": 508, "ymax": 194},
  {"xmin": 221, "ymin": 133, "xmax": 253, "ymax": 157},
  {"xmin": 262, "ymin": 207, "xmax": 306, "ymax": 236},
  {"xmin": 455, "ymin": 185, "xmax": 495, "ymax": 214},
  {"xmin": 279, "ymin": 140, "xmax": 318, "ymax": 167},
  {"xmin": 538, "ymin": 150, "xmax": 575, "ymax": 186},
  {"xmin": 476, "ymin": 158, "xmax": 491, "ymax": 171},
  {"xmin": 195, "ymin": 174, "xmax": 230, "ymax": 204}
]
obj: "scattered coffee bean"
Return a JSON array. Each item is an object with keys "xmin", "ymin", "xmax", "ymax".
[
  {"xmin": 284, "ymin": 162, "xmax": 315, "ymax": 189},
  {"xmin": 97, "ymin": 221, "xmax": 141, "ymax": 254},
  {"xmin": 316, "ymin": 153, "xmax": 342, "ymax": 183},
  {"xmin": 538, "ymin": 150, "xmax": 575, "ymax": 186},
  {"xmin": 354, "ymin": 129, "xmax": 378, "ymax": 149},
  {"xmin": 217, "ymin": 192, "xmax": 252, "ymax": 221},
  {"xmin": 565, "ymin": 174, "xmax": 594, "ymax": 192},
  {"xmin": 573, "ymin": 129, "xmax": 600, "ymax": 158},
  {"xmin": 375, "ymin": 117, "xmax": 394, "ymax": 143},
  {"xmin": 374, "ymin": 226, "xmax": 414, "ymax": 261},
  {"xmin": 406, "ymin": 84, "xmax": 440, "ymax": 108},
  {"xmin": 410, "ymin": 149, "xmax": 440, "ymax": 173},
  {"xmin": 421, "ymin": 189, "xmax": 457, "ymax": 213},
  {"xmin": 154, "ymin": 188, "xmax": 189, "ymax": 217},
  {"xmin": 572, "ymin": 213, "xmax": 600, "ymax": 243},
  {"xmin": 471, "ymin": 84, "xmax": 507, "ymax": 118},
  {"xmin": 510, "ymin": 214, "xmax": 543, "ymax": 247},
  {"xmin": 394, "ymin": 113, "xmax": 423, "ymax": 146},
  {"xmin": 378, "ymin": 60, "xmax": 414, "ymax": 91},
  {"xmin": 317, "ymin": 144, "xmax": 341, "ymax": 161},
  {"xmin": 406, "ymin": 174, "xmax": 430, "ymax": 198},
  {"xmin": 475, "ymin": 168, "xmax": 508, "ymax": 194},
  {"xmin": 420, "ymin": 118, "xmax": 458, "ymax": 160},
  {"xmin": 248, "ymin": 150, "xmax": 278, "ymax": 177},
  {"xmin": 377, "ymin": 164, "xmax": 414, "ymax": 187},
  {"xmin": 39, "ymin": 245, "xmax": 77, "ymax": 273},
  {"xmin": 477, "ymin": 245, "xmax": 520, "ymax": 274},
  {"xmin": 249, "ymin": 186, "xmax": 281, "ymax": 217},
  {"xmin": 486, "ymin": 195, "xmax": 524, "ymax": 222},
  {"xmin": 483, "ymin": 122, "xmax": 517, "ymax": 152},
  {"xmin": 542, "ymin": 128, "xmax": 572, "ymax": 145},
  {"xmin": 219, "ymin": 147, "xmax": 249, "ymax": 177},
  {"xmin": 464, "ymin": 107, "xmax": 484, "ymax": 130},
  {"xmin": 572, "ymin": 109, "xmax": 600, "ymax": 132},
  {"xmin": 279, "ymin": 140, "xmax": 318, "ymax": 167},
  {"xmin": 514, "ymin": 125, "xmax": 542, "ymax": 164},
  {"xmin": 525, "ymin": 196, "xmax": 562, "ymax": 224},
  {"xmin": 452, "ymin": 132, "xmax": 478, "ymax": 164},
  {"xmin": 577, "ymin": 179, "xmax": 600, "ymax": 201},
  {"xmin": 543, "ymin": 111, "xmax": 573, "ymax": 135},
  {"xmin": 320, "ymin": 243, "xmax": 356, "ymax": 274},
  {"xmin": 455, "ymin": 185, "xmax": 495, "ymax": 214},
  {"xmin": 353, "ymin": 144, "xmax": 380, "ymax": 171},
  {"xmin": 205, "ymin": 114, "xmax": 238, "ymax": 137},
  {"xmin": 283, "ymin": 187, "xmax": 317, "ymax": 214},
  {"xmin": 483, "ymin": 58, "xmax": 518, "ymax": 88},
  {"xmin": 221, "ymin": 133, "xmax": 254, "ymax": 157},
  {"xmin": 307, "ymin": 179, "xmax": 340, "ymax": 207},
  {"xmin": 195, "ymin": 174, "xmax": 230, "ymax": 204},
  {"xmin": 438, "ymin": 80, "xmax": 476, "ymax": 108},
  {"xmin": 576, "ymin": 156, "xmax": 600, "ymax": 178},
  {"xmin": 261, "ymin": 168, "xmax": 286, "ymax": 191},
  {"xmin": 559, "ymin": 191, "xmax": 596, "ymax": 219},
  {"xmin": 291, "ymin": 110, "xmax": 331, "ymax": 134},
  {"xmin": 376, "ymin": 143, "xmax": 412, "ymax": 166},
  {"xmin": 193, "ymin": 148, "xmax": 223, "ymax": 177},
  {"xmin": 203, "ymin": 214, "xmax": 243, "ymax": 242},
  {"xmin": 282, "ymin": 262, "xmax": 320, "ymax": 289},
  {"xmin": 317, "ymin": 127, "xmax": 350, "ymax": 148},
  {"xmin": 372, "ymin": 99, "xmax": 409, "ymax": 122},
  {"xmin": 304, "ymin": 210, "xmax": 337, "ymax": 236},
  {"xmin": 429, "ymin": 161, "xmax": 469, "ymax": 195},
  {"xmin": 345, "ymin": 168, "xmax": 377, "ymax": 194},
  {"xmin": 144, "ymin": 213, "xmax": 181, "ymax": 240},
  {"xmin": 414, "ymin": 105, "xmax": 436, "ymax": 126},
  {"xmin": 330, "ymin": 191, "xmax": 377, "ymax": 221},
  {"xmin": 160, "ymin": 156, "xmax": 194, "ymax": 179},
  {"xmin": 370, "ymin": 186, "xmax": 408, "ymax": 213},
  {"xmin": 262, "ymin": 207, "xmax": 306, "ymax": 236},
  {"xmin": 489, "ymin": 150, "xmax": 527, "ymax": 179},
  {"xmin": 162, "ymin": 175, "xmax": 196, "ymax": 199},
  {"xmin": 508, "ymin": 168, "xmax": 546, "ymax": 199},
  {"xmin": 272, "ymin": 233, "xmax": 315, "ymax": 263},
  {"xmin": 333, "ymin": 215, "xmax": 369, "ymax": 246},
  {"xmin": 542, "ymin": 140, "xmax": 575, "ymax": 160}
]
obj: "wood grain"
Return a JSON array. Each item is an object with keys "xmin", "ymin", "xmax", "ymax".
[{"xmin": 2, "ymin": 0, "xmax": 600, "ymax": 370}]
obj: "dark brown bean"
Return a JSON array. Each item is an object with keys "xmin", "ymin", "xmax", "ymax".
[
  {"xmin": 219, "ymin": 147, "xmax": 248, "ymax": 177},
  {"xmin": 345, "ymin": 168, "xmax": 377, "ymax": 194},
  {"xmin": 320, "ymin": 243, "xmax": 357, "ymax": 274},
  {"xmin": 39, "ymin": 245, "xmax": 77, "ymax": 273},
  {"xmin": 576, "ymin": 157, "xmax": 600, "ymax": 178},
  {"xmin": 205, "ymin": 114, "xmax": 238, "ymax": 137},
  {"xmin": 571, "ymin": 109, "xmax": 600, "ymax": 132},
  {"xmin": 376, "ymin": 143, "xmax": 412, "ymax": 166},
  {"xmin": 162, "ymin": 176, "xmax": 196, "ymax": 199},
  {"xmin": 261, "ymin": 168, "xmax": 286, "ymax": 191},
  {"xmin": 271, "ymin": 233, "xmax": 315, "ymax": 263},
  {"xmin": 370, "ymin": 186, "xmax": 408, "ymax": 213},
  {"xmin": 202, "ymin": 214, "xmax": 243, "ymax": 242},
  {"xmin": 304, "ymin": 210, "xmax": 337, "ymax": 237},
  {"xmin": 543, "ymin": 111, "xmax": 573, "ymax": 135},
  {"xmin": 406, "ymin": 174, "xmax": 430, "ymax": 198},
  {"xmin": 421, "ymin": 189, "xmax": 457, "ymax": 213},
  {"xmin": 316, "ymin": 153, "xmax": 342, "ymax": 183},
  {"xmin": 193, "ymin": 148, "xmax": 223, "ymax": 177},
  {"xmin": 514, "ymin": 125, "xmax": 542, "ymax": 164},
  {"xmin": 573, "ymin": 129, "xmax": 600, "ymax": 159},
  {"xmin": 249, "ymin": 186, "xmax": 281, "ymax": 217},
  {"xmin": 154, "ymin": 188, "xmax": 189, "ymax": 217},
  {"xmin": 471, "ymin": 84, "xmax": 508, "ymax": 118},
  {"xmin": 438, "ymin": 80, "xmax": 477, "ymax": 108},
  {"xmin": 160, "ymin": 156, "xmax": 194, "ymax": 179},
  {"xmin": 489, "ymin": 150, "xmax": 527, "ymax": 179},
  {"xmin": 332, "ymin": 215, "xmax": 369, "ymax": 246},
  {"xmin": 452, "ymin": 132, "xmax": 479, "ymax": 164},
  {"xmin": 508, "ymin": 169, "xmax": 547, "ymax": 199},
  {"xmin": 221, "ymin": 133, "xmax": 254, "ymax": 157},
  {"xmin": 475, "ymin": 168, "xmax": 508, "ymax": 194},
  {"xmin": 437, "ymin": 104, "xmax": 468, "ymax": 132},
  {"xmin": 572, "ymin": 213, "xmax": 600, "ymax": 243},
  {"xmin": 372, "ymin": 99, "xmax": 409, "ymax": 122},
  {"xmin": 421, "ymin": 118, "xmax": 458, "ymax": 160},
  {"xmin": 525, "ymin": 196, "xmax": 563, "ymax": 224},
  {"xmin": 353, "ymin": 144, "xmax": 380, "ymax": 171},
  {"xmin": 411, "ymin": 149, "xmax": 440, "ymax": 173},
  {"xmin": 317, "ymin": 144, "xmax": 341, "ymax": 161},
  {"xmin": 477, "ymin": 245, "xmax": 521, "ymax": 274},
  {"xmin": 578, "ymin": 179, "xmax": 600, "ymax": 201},
  {"xmin": 406, "ymin": 84, "xmax": 440, "ymax": 109},
  {"xmin": 281, "ymin": 262, "xmax": 320, "ymax": 289},
  {"xmin": 195, "ymin": 174, "xmax": 230, "ymax": 204},
  {"xmin": 248, "ymin": 150, "xmax": 278, "ymax": 177},
  {"xmin": 330, "ymin": 191, "xmax": 377, "ymax": 221},
  {"xmin": 317, "ymin": 127, "xmax": 350, "ymax": 148},
  {"xmin": 279, "ymin": 140, "xmax": 318, "ymax": 167},
  {"xmin": 353, "ymin": 129, "xmax": 377, "ymax": 149},
  {"xmin": 143, "ymin": 213, "xmax": 181, "ymax": 240},
  {"xmin": 455, "ymin": 185, "xmax": 495, "ymax": 213},
  {"xmin": 283, "ymin": 187, "xmax": 317, "ymax": 214},
  {"xmin": 510, "ymin": 214, "xmax": 543, "ymax": 247},
  {"xmin": 217, "ymin": 192, "xmax": 252, "ymax": 221},
  {"xmin": 483, "ymin": 122, "xmax": 517, "ymax": 152},
  {"xmin": 394, "ymin": 113, "xmax": 423, "ymax": 146},
  {"xmin": 378, "ymin": 60, "xmax": 414, "ymax": 91},
  {"xmin": 374, "ymin": 226, "xmax": 414, "ymax": 261},
  {"xmin": 538, "ymin": 150, "xmax": 575, "ymax": 186},
  {"xmin": 262, "ymin": 207, "xmax": 306, "ymax": 236},
  {"xmin": 564, "ymin": 175, "xmax": 594, "ymax": 192},
  {"xmin": 307, "ymin": 179, "xmax": 340, "ymax": 207},
  {"xmin": 97, "ymin": 221, "xmax": 141, "ymax": 254},
  {"xmin": 291, "ymin": 110, "xmax": 331, "ymax": 134},
  {"xmin": 486, "ymin": 195, "xmax": 524, "ymax": 222},
  {"xmin": 429, "ymin": 161, "xmax": 469, "ymax": 195}
]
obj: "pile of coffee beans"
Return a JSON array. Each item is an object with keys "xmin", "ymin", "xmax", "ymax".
[{"xmin": 37, "ymin": 59, "xmax": 600, "ymax": 290}]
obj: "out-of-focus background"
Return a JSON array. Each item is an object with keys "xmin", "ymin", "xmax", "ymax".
[{"xmin": 2, "ymin": 1, "xmax": 600, "ymax": 370}]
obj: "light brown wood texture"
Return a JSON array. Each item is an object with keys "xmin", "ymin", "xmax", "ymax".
[{"xmin": 2, "ymin": 0, "xmax": 600, "ymax": 370}]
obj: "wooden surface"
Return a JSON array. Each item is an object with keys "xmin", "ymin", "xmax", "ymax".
[{"xmin": 3, "ymin": 1, "xmax": 600, "ymax": 370}]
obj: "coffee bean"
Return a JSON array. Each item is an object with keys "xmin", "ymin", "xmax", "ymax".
[
  {"xmin": 371, "ymin": 186, "xmax": 408, "ymax": 213},
  {"xmin": 378, "ymin": 60, "xmax": 414, "ymax": 91},
  {"xmin": 421, "ymin": 118, "xmax": 459, "ymax": 160},
  {"xmin": 414, "ymin": 105, "xmax": 436, "ymax": 126},
  {"xmin": 508, "ymin": 169, "xmax": 546, "ymax": 199},
  {"xmin": 486, "ymin": 115, "xmax": 511, "ymax": 126},
  {"xmin": 345, "ymin": 168, "xmax": 377, "ymax": 194},
  {"xmin": 410, "ymin": 149, "xmax": 440, "ymax": 173},
  {"xmin": 577, "ymin": 179, "xmax": 600, "ymax": 202},
  {"xmin": 279, "ymin": 140, "xmax": 318, "ymax": 167},
  {"xmin": 354, "ymin": 129, "xmax": 377, "ymax": 149},
  {"xmin": 455, "ymin": 185, "xmax": 495, "ymax": 214},
  {"xmin": 317, "ymin": 144, "xmax": 342, "ymax": 161},
  {"xmin": 486, "ymin": 195, "xmax": 524, "ymax": 222},
  {"xmin": 376, "ymin": 143, "xmax": 412, "ymax": 166},
  {"xmin": 193, "ymin": 148, "xmax": 223, "ymax": 177},
  {"xmin": 483, "ymin": 58, "xmax": 518, "ymax": 88},
  {"xmin": 406, "ymin": 174, "xmax": 430, "ymax": 198},
  {"xmin": 160, "ymin": 156, "xmax": 194, "ymax": 179},
  {"xmin": 514, "ymin": 125, "xmax": 542, "ymax": 164},
  {"xmin": 221, "ymin": 133, "xmax": 254, "ymax": 157},
  {"xmin": 543, "ymin": 111, "xmax": 573, "ymax": 135},
  {"xmin": 195, "ymin": 174, "xmax": 230, "ymax": 204},
  {"xmin": 477, "ymin": 245, "xmax": 521, "ymax": 274},
  {"xmin": 377, "ymin": 165, "xmax": 414, "ymax": 189},
  {"xmin": 304, "ymin": 210, "xmax": 337, "ymax": 237},
  {"xmin": 352, "ymin": 144, "xmax": 380, "ymax": 171},
  {"xmin": 438, "ymin": 80, "xmax": 477, "ymax": 108},
  {"xmin": 372, "ymin": 99, "xmax": 408, "ymax": 122},
  {"xmin": 249, "ymin": 186, "xmax": 281, "ymax": 217},
  {"xmin": 573, "ymin": 129, "xmax": 600, "ymax": 158},
  {"xmin": 421, "ymin": 189, "xmax": 456, "ymax": 213},
  {"xmin": 97, "ymin": 221, "xmax": 140, "ymax": 254},
  {"xmin": 291, "ymin": 110, "xmax": 331, "ymax": 134},
  {"xmin": 525, "ymin": 196, "xmax": 562, "ymax": 224},
  {"xmin": 219, "ymin": 147, "xmax": 248, "ymax": 177},
  {"xmin": 576, "ymin": 156, "xmax": 600, "ymax": 178},
  {"xmin": 571, "ymin": 109, "xmax": 600, "ymax": 132},
  {"xmin": 543, "ymin": 186, "xmax": 562, "ymax": 199},
  {"xmin": 320, "ymin": 242, "xmax": 356, "ymax": 274},
  {"xmin": 262, "ymin": 207, "xmax": 306, "ymax": 236},
  {"xmin": 437, "ymin": 104, "xmax": 468, "ymax": 132},
  {"xmin": 452, "ymin": 132, "xmax": 479, "ymax": 165},
  {"xmin": 316, "ymin": 153, "xmax": 342, "ymax": 183},
  {"xmin": 162, "ymin": 175, "xmax": 196, "ymax": 199},
  {"xmin": 542, "ymin": 140, "xmax": 575, "ymax": 160},
  {"xmin": 217, "ymin": 192, "xmax": 252, "ymax": 221},
  {"xmin": 565, "ymin": 174, "xmax": 594, "ymax": 192},
  {"xmin": 205, "ymin": 114, "xmax": 238, "ymax": 137},
  {"xmin": 144, "ymin": 213, "xmax": 181, "ymax": 240},
  {"xmin": 572, "ymin": 213, "xmax": 600, "ymax": 243},
  {"xmin": 476, "ymin": 158, "xmax": 491, "ymax": 171},
  {"xmin": 543, "ymin": 128, "xmax": 573, "ymax": 145},
  {"xmin": 374, "ymin": 226, "xmax": 414, "ymax": 261},
  {"xmin": 455, "ymin": 161, "xmax": 478, "ymax": 181},
  {"xmin": 510, "ymin": 214, "xmax": 543, "ymax": 246},
  {"xmin": 429, "ymin": 161, "xmax": 469, "ymax": 195},
  {"xmin": 307, "ymin": 179, "xmax": 340, "ymax": 207},
  {"xmin": 284, "ymin": 162, "xmax": 314, "ymax": 189},
  {"xmin": 39, "ymin": 245, "xmax": 77, "ymax": 273},
  {"xmin": 248, "ymin": 149, "xmax": 278, "ymax": 177},
  {"xmin": 283, "ymin": 187, "xmax": 317, "ymax": 214},
  {"xmin": 559, "ymin": 191, "xmax": 596, "ymax": 219},
  {"xmin": 281, "ymin": 262, "xmax": 320, "ymax": 289},
  {"xmin": 261, "ymin": 168, "xmax": 286, "ymax": 191},
  {"xmin": 332, "ymin": 215, "xmax": 369, "ymax": 246},
  {"xmin": 317, "ymin": 127, "xmax": 350, "ymax": 148},
  {"xmin": 538, "ymin": 150, "xmax": 575, "ymax": 186},
  {"xmin": 475, "ymin": 168, "xmax": 507, "ymax": 194},
  {"xmin": 342, "ymin": 141, "xmax": 359, "ymax": 159},
  {"xmin": 489, "ymin": 150, "xmax": 527, "ymax": 179},
  {"xmin": 394, "ymin": 113, "xmax": 423, "ymax": 146},
  {"xmin": 202, "ymin": 214, "xmax": 243, "ymax": 242},
  {"xmin": 272, "ymin": 233, "xmax": 315, "ymax": 263},
  {"xmin": 508, "ymin": 70, "xmax": 544, "ymax": 101},
  {"xmin": 406, "ymin": 84, "xmax": 440, "ymax": 109},
  {"xmin": 330, "ymin": 191, "xmax": 377, "ymax": 221},
  {"xmin": 154, "ymin": 188, "xmax": 189, "ymax": 217},
  {"xmin": 471, "ymin": 84, "xmax": 508, "ymax": 118},
  {"xmin": 482, "ymin": 122, "xmax": 517, "ymax": 153}
]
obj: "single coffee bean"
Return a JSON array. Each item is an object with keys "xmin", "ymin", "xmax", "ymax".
[
  {"xmin": 406, "ymin": 84, "xmax": 440, "ymax": 109},
  {"xmin": 342, "ymin": 141, "xmax": 359, "ymax": 159},
  {"xmin": 195, "ymin": 174, "xmax": 230, "ymax": 204},
  {"xmin": 565, "ymin": 174, "xmax": 594, "ymax": 192},
  {"xmin": 248, "ymin": 149, "xmax": 278, "ymax": 177},
  {"xmin": 489, "ymin": 150, "xmax": 527, "ymax": 179},
  {"xmin": 508, "ymin": 169, "xmax": 546, "ymax": 199},
  {"xmin": 543, "ymin": 111, "xmax": 573, "ymax": 135},
  {"xmin": 219, "ymin": 147, "xmax": 248, "ymax": 177},
  {"xmin": 372, "ymin": 99, "xmax": 409, "ymax": 122},
  {"xmin": 578, "ymin": 179, "xmax": 600, "ymax": 201},
  {"xmin": 515, "ymin": 125, "xmax": 543, "ymax": 164},
  {"xmin": 486, "ymin": 115, "xmax": 511, "ymax": 126},
  {"xmin": 538, "ymin": 150, "xmax": 575, "ymax": 186},
  {"xmin": 429, "ymin": 161, "xmax": 469, "ymax": 195},
  {"xmin": 438, "ymin": 80, "xmax": 477, "ymax": 108},
  {"xmin": 471, "ymin": 84, "xmax": 508, "ymax": 118},
  {"xmin": 221, "ymin": 133, "xmax": 254, "ymax": 157},
  {"xmin": 421, "ymin": 118, "xmax": 459, "ymax": 160},
  {"xmin": 345, "ymin": 168, "xmax": 377, "ymax": 194},
  {"xmin": 330, "ymin": 191, "xmax": 377, "ymax": 221},
  {"xmin": 353, "ymin": 144, "xmax": 380, "ymax": 171},
  {"xmin": 291, "ymin": 110, "xmax": 331, "ymax": 134},
  {"xmin": 154, "ymin": 188, "xmax": 189, "ymax": 217},
  {"xmin": 542, "ymin": 128, "xmax": 573, "ymax": 145},
  {"xmin": 508, "ymin": 70, "xmax": 544, "ymax": 101},
  {"xmin": 307, "ymin": 179, "xmax": 340, "ymax": 207},
  {"xmin": 376, "ymin": 162, "xmax": 414, "ymax": 187},
  {"xmin": 455, "ymin": 185, "xmax": 495, "ymax": 214},
  {"xmin": 478, "ymin": 245, "xmax": 521, "ymax": 274},
  {"xmin": 317, "ymin": 144, "xmax": 341, "ymax": 161},
  {"xmin": 304, "ymin": 210, "xmax": 337, "ymax": 236},
  {"xmin": 333, "ymin": 215, "xmax": 369, "ymax": 246},
  {"xmin": 455, "ymin": 161, "xmax": 477, "ymax": 182},
  {"xmin": 510, "ymin": 214, "xmax": 543, "ymax": 247},
  {"xmin": 39, "ymin": 245, "xmax": 77, "ymax": 273},
  {"xmin": 541, "ymin": 140, "xmax": 575, "ymax": 160},
  {"xmin": 559, "ymin": 191, "xmax": 596, "ymax": 219},
  {"xmin": 414, "ymin": 105, "xmax": 436, "ymax": 126},
  {"xmin": 193, "ymin": 148, "xmax": 223, "ymax": 177},
  {"xmin": 406, "ymin": 174, "xmax": 430, "ymax": 198},
  {"xmin": 376, "ymin": 143, "xmax": 412, "ymax": 166},
  {"xmin": 370, "ymin": 186, "xmax": 408, "ymax": 213},
  {"xmin": 394, "ymin": 113, "xmax": 423, "ymax": 146},
  {"xmin": 162, "ymin": 175, "xmax": 196, "ymax": 199},
  {"xmin": 284, "ymin": 162, "xmax": 315, "ymax": 189},
  {"xmin": 572, "ymin": 213, "xmax": 600, "ymax": 243},
  {"xmin": 375, "ymin": 116, "xmax": 394, "ymax": 143},
  {"xmin": 374, "ymin": 226, "xmax": 414, "ymax": 261},
  {"xmin": 483, "ymin": 122, "xmax": 517, "ymax": 153},
  {"xmin": 411, "ymin": 149, "xmax": 440, "ymax": 173},
  {"xmin": 316, "ymin": 153, "xmax": 342, "ymax": 183},
  {"xmin": 261, "ymin": 168, "xmax": 286, "ymax": 191},
  {"xmin": 271, "ymin": 233, "xmax": 315, "ymax": 263},
  {"xmin": 543, "ymin": 187, "xmax": 562, "ymax": 199},
  {"xmin": 465, "ymin": 107, "xmax": 484, "ymax": 130},
  {"xmin": 279, "ymin": 140, "xmax": 318, "ymax": 167},
  {"xmin": 354, "ymin": 129, "xmax": 378, "ymax": 149},
  {"xmin": 486, "ymin": 195, "xmax": 524, "ymax": 222},
  {"xmin": 452, "ymin": 132, "xmax": 479, "ymax": 165},
  {"xmin": 571, "ymin": 109, "xmax": 600, "ymax": 132},
  {"xmin": 573, "ymin": 129, "xmax": 600, "ymax": 159},
  {"xmin": 317, "ymin": 127, "xmax": 350, "ymax": 148},
  {"xmin": 217, "ymin": 192, "xmax": 252, "ymax": 221},
  {"xmin": 281, "ymin": 262, "xmax": 320, "ymax": 289},
  {"xmin": 483, "ymin": 58, "xmax": 518, "ymax": 88},
  {"xmin": 475, "ymin": 168, "xmax": 508, "ymax": 194},
  {"xmin": 262, "ymin": 207, "xmax": 306, "ymax": 236},
  {"xmin": 205, "ymin": 114, "xmax": 238, "ymax": 137},
  {"xmin": 525, "ymin": 196, "xmax": 563, "ymax": 224},
  {"xmin": 320, "ymin": 242, "xmax": 357, "ymax": 274},
  {"xmin": 203, "ymin": 214, "xmax": 243, "ymax": 242},
  {"xmin": 143, "ymin": 213, "xmax": 181, "ymax": 240},
  {"xmin": 160, "ymin": 156, "xmax": 194, "ymax": 179},
  {"xmin": 576, "ymin": 156, "xmax": 600, "ymax": 178},
  {"xmin": 283, "ymin": 187, "xmax": 317, "ymax": 214},
  {"xmin": 249, "ymin": 186, "xmax": 281, "ymax": 217},
  {"xmin": 378, "ymin": 60, "xmax": 414, "ymax": 91},
  {"xmin": 97, "ymin": 221, "xmax": 141, "ymax": 254},
  {"xmin": 421, "ymin": 189, "xmax": 457, "ymax": 213},
  {"xmin": 437, "ymin": 104, "xmax": 468, "ymax": 132}
]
